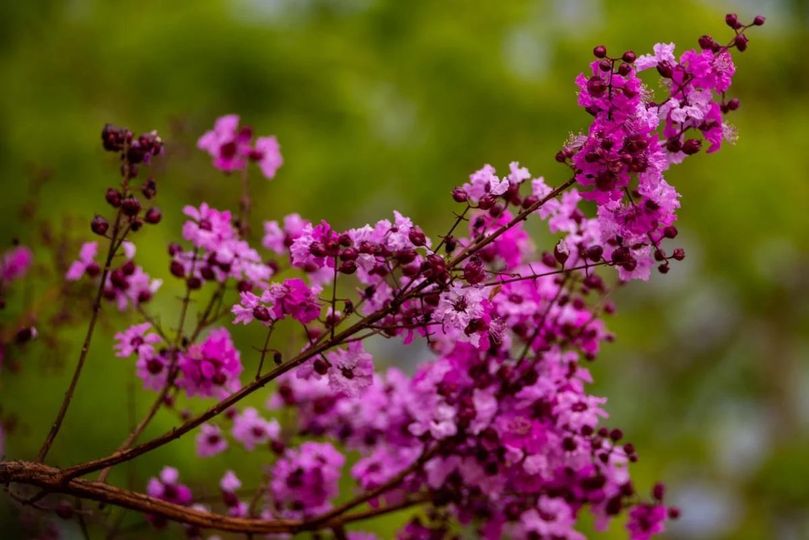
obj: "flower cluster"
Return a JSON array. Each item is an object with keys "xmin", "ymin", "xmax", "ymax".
[
  {"xmin": 66, "ymin": 241, "xmax": 161, "ymax": 310},
  {"xmin": 2, "ymin": 13, "xmax": 762, "ymax": 540},
  {"xmin": 170, "ymin": 203, "xmax": 272, "ymax": 290},
  {"xmin": 177, "ymin": 328, "xmax": 242, "ymax": 398},
  {"xmin": 269, "ymin": 441, "xmax": 345, "ymax": 519},
  {"xmin": 198, "ymin": 114, "xmax": 283, "ymax": 179}
]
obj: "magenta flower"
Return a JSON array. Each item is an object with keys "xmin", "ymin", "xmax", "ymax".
[
  {"xmin": 135, "ymin": 348, "xmax": 170, "ymax": 391},
  {"xmin": 113, "ymin": 322, "xmax": 161, "ymax": 358},
  {"xmin": 627, "ymin": 504, "xmax": 667, "ymax": 540},
  {"xmin": 197, "ymin": 114, "xmax": 252, "ymax": 172},
  {"xmin": 196, "ymin": 423, "xmax": 228, "ymax": 458},
  {"xmin": 232, "ymin": 278, "xmax": 320, "ymax": 326},
  {"xmin": 253, "ymin": 135, "xmax": 283, "ymax": 179},
  {"xmin": 325, "ymin": 342, "xmax": 374, "ymax": 397},
  {"xmin": 1, "ymin": 245, "xmax": 33, "ymax": 282},
  {"xmin": 231, "ymin": 407, "xmax": 280, "ymax": 451},
  {"xmin": 146, "ymin": 466, "xmax": 193, "ymax": 506},
  {"xmin": 182, "ymin": 203, "xmax": 236, "ymax": 252},
  {"xmin": 177, "ymin": 328, "xmax": 242, "ymax": 398},
  {"xmin": 434, "ymin": 285, "xmax": 488, "ymax": 346},
  {"xmin": 198, "ymin": 114, "xmax": 283, "ymax": 179},
  {"xmin": 219, "ymin": 470, "xmax": 248, "ymax": 517},
  {"xmin": 65, "ymin": 242, "xmax": 99, "ymax": 281},
  {"xmin": 269, "ymin": 442, "xmax": 345, "ymax": 518}
]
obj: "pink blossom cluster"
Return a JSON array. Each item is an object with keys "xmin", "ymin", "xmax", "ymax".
[
  {"xmin": 66, "ymin": 241, "xmax": 161, "ymax": 310},
  {"xmin": 170, "ymin": 203, "xmax": 272, "ymax": 289},
  {"xmin": 269, "ymin": 441, "xmax": 345, "ymax": 519},
  {"xmin": 177, "ymin": 328, "xmax": 243, "ymax": 398},
  {"xmin": 546, "ymin": 18, "xmax": 757, "ymax": 281},
  {"xmin": 197, "ymin": 114, "xmax": 283, "ymax": 179},
  {"xmin": 32, "ymin": 14, "xmax": 759, "ymax": 540}
]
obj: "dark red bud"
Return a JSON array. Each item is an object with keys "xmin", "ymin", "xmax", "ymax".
[
  {"xmin": 105, "ymin": 188, "xmax": 122, "ymax": 207},
  {"xmin": 91, "ymin": 215, "xmax": 109, "ymax": 236},
  {"xmin": 121, "ymin": 197, "xmax": 141, "ymax": 217},
  {"xmin": 144, "ymin": 207, "xmax": 162, "ymax": 224}
]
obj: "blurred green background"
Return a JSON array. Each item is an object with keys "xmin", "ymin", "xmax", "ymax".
[{"xmin": 1, "ymin": 0, "xmax": 808, "ymax": 538}]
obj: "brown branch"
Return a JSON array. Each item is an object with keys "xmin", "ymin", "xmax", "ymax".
[
  {"xmin": 1, "ymin": 460, "xmax": 298, "ymax": 534},
  {"xmin": 0, "ymin": 460, "xmax": 429, "ymax": 535},
  {"xmin": 36, "ymin": 205, "xmax": 125, "ymax": 463}
]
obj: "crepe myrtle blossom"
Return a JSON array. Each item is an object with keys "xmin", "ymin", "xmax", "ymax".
[
  {"xmin": 232, "ymin": 278, "xmax": 321, "ymax": 326},
  {"xmin": 196, "ymin": 423, "xmax": 228, "ymax": 458},
  {"xmin": 146, "ymin": 467, "xmax": 193, "ymax": 506},
  {"xmin": 269, "ymin": 442, "xmax": 345, "ymax": 519},
  {"xmin": 113, "ymin": 323, "xmax": 161, "ymax": 358},
  {"xmin": 2, "ymin": 15, "xmax": 763, "ymax": 540},
  {"xmin": 177, "ymin": 328, "xmax": 242, "ymax": 398},
  {"xmin": 219, "ymin": 470, "xmax": 249, "ymax": 517},
  {"xmin": 135, "ymin": 347, "xmax": 172, "ymax": 391},
  {"xmin": 298, "ymin": 341, "xmax": 374, "ymax": 397},
  {"xmin": 434, "ymin": 284, "xmax": 489, "ymax": 346},
  {"xmin": 66, "ymin": 240, "xmax": 161, "ymax": 310},
  {"xmin": 1, "ymin": 245, "xmax": 33, "ymax": 282},
  {"xmin": 231, "ymin": 407, "xmax": 280, "ymax": 451},
  {"xmin": 198, "ymin": 114, "xmax": 283, "ymax": 180}
]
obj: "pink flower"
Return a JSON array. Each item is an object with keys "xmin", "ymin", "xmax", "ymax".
[
  {"xmin": 269, "ymin": 442, "xmax": 344, "ymax": 518},
  {"xmin": 253, "ymin": 136, "xmax": 283, "ymax": 180},
  {"xmin": 461, "ymin": 164, "xmax": 510, "ymax": 203},
  {"xmin": 135, "ymin": 348, "xmax": 171, "ymax": 391},
  {"xmin": 232, "ymin": 278, "xmax": 321, "ymax": 326},
  {"xmin": 197, "ymin": 114, "xmax": 252, "ymax": 172},
  {"xmin": 220, "ymin": 470, "xmax": 248, "ymax": 517},
  {"xmin": 113, "ymin": 323, "xmax": 161, "ymax": 358},
  {"xmin": 627, "ymin": 504, "xmax": 667, "ymax": 540},
  {"xmin": 434, "ymin": 285, "xmax": 488, "ymax": 346},
  {"xmin": 182, "ymin": 203, "xmax": 236, "ymax": 252},
  {"xmin": 146, "ymin": 466, "xmax": 193, "ymax": 506},
  {"xmin": 177, "ymin": 328, "xmax": 242, "ymax": 398},
  {"xmin": 635, "ymin": 42, "xmax": 676, "ymax": 71},
  {"xmin": 196, "ymin": 423, "xmax": 228, "ymax": 457},
  {"xmin": 519, "ymin": 497, "xmax": 584, "ymax": 539},
  {"xmin": 65, "ymin": 242, "xmax": 99, "ymax": 281},
  {"xmin": 198, "ymin": 115, "xmax": 284, "ymax": 179},
  {"xmin": 231, "ymin": 407, "xmax": 280, "ymax": 451},
  {"xmin": 1, "ymin": 245, "xmax": 33, "ymax": 282},
  {"xmin": 325, "ymin": 342, "xmax": 374, "ymax": 397}
]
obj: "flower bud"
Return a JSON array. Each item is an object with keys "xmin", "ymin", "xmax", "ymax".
[
  {"xmin": 142, "ymin": 178, "xmax": 157, "ymax": 199},
  {"xmin": 698, "ymin": 34, "xmax": 715, "ymax": 50},
  {"xmin": 734, "ymin": 34, "xmax": 748, "ymax": 52},
  {"xmin": 725, "ymin": 13, "xmax": 741, "ymax": 29},
  {"xmin": 121, "ymin": 197, "xmax": 141, "ymax": 217},
  {"xmin": 593, "ymin": 45, "xmax": 607, "ymax": 58},
  {"xmin": 253, "ymin": 306, "xmax": 272, "ymax": 322},
  {"xmin": 621, "ymin": 50, "xmax": 636, "ymax": 63},
  {"xmin": 753, "ymin": 15, "xmax": 766, "ymax": 26},
  {"xmin": 408, "ymin": 227, "xmax": 427, "ymax": 246},
  {"xmin": 681, "ymin": 139, "xmax": 702, "ymax": 155},
  {"xmin": 451, "ymin": 187, "xmax": 468, "ymax": 203},
  {"xmin": 586, "ymin": 77, "xmax": 607, "ymax": 97},
  {"xmin": 339, "ymin": 260, "xmax": 357, "ymax": 274},
  {"xmin": 105, "ymin": 188, "xmax": 122, "ymax": 207},
  {"xmin": 91, "ymin": 215, "xmax": 110, "ymax": 236},
  {"xmin": 170, "ymin": 260, "xmax": 185, "ymax": 278},
  {"xmin": 144, "ymin": 207, "xmax": 162, "ymax": 224}
]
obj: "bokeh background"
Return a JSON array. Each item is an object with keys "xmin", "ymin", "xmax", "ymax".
[{"xmin": 1, "ymin": 0, "xmax": 807, "ymax": 538}]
